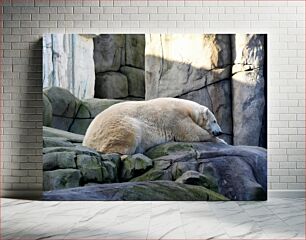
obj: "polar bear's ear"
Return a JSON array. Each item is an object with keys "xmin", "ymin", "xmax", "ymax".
[{"xmin": 202, "ymin": 107, "xmax": 209, "ymax": 118}]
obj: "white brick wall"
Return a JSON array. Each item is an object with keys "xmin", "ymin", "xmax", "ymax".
[{"xmin": 1, "ymin": 0, "xmax": 305, "ymax": 197}]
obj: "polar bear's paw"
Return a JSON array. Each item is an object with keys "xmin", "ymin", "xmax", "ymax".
[{"xmin": 216, "ymin": 137, "xmax": 228, "ymax": 145}]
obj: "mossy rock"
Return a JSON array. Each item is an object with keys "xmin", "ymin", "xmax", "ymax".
[
  {"xmin": 145, "ymin": 142, "xmax": 196, "ymax": 159},
  {"xmin": 129, "ymin": 169, "xmax": 172, "ymax": 182},
  {"xmin": 76, "ymin": 154, "xmax": 103, "ymax": 183},
  {"xmin": 43, "ymin": 169, "xmax": 81, "ymax": 191}
]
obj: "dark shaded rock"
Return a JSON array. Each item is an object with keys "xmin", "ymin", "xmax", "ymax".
[
  {"xmin": 95, "ymin": 72, "xmax": 128, "ymax": 99},
  {"xmin": 69, "ymin": 119, "xmax": 92, "ymax": 135},
  {"xmin": 129, "ymin": 169, "xmax": 172, "ymax": 182},
  {"xmin": 120, "ymin": 154, "xmax": 153, "ymax": 181},
  {"xmin": 231, "ymin": 34, "xmax": 266, "ymax": 146},
  {"xmin": 94, "ymin": 34, "xmax": 125, "ymax": 73},
  {"xmin": 43, "ymin": 169, "xmax": 81, "ymax": 191},
  {"xmin": 125, "ymin": 34, "xmax": 145, "ymax": 69},
  {"xmin": 43, "ymin": 126, "xmax": 84, "ymax": 143},
  {"xmin": 101, "ymin": 161, "xmax": 118, "ymax": 183},
  {"xmin": 43, "ymin": 180, "xmax": 227, "ymax": 201},
  {"xmin": 175, "ymin": 170, "xmax": 218, "ymax": 192},
  {"xmin": 120, "ymin": 66, "xmax": 145, "ymax": 98},
  {"xmin": 76, "ymin": 154, "xmax": 103, "ymax": 183},
  {"xmin": 101, "ymin": 153, "xmax": 121, "ymax": 169},
  {"xmin": 43, "ymin": 152, "xmax": 76, "ymax": 171},
  {"xmin": 43, "ymin": 137, "xmax": 74, "ymax": 148},
  {"xmin": 171, "ymin": 160, "xmax": 198, "ymax": 180}
]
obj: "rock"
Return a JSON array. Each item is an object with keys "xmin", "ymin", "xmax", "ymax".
[
  {"xmin": 43, "ymin": 180, "xmax": 227, "ymax": 201},
  {"xmin": 232, "ymin": 69, "xmax": 265, "ymax": 146},
  {"xmin": 231, "ymin": 34, "xmax": 266, "ymax": 146},
  {"xmin": 144, "ymin": 142, "xmax": 267, "ymax": 200},
  {"xmin": 75, "ymin": 104, "xmax": 91, "ymax": 119},
  {"xmin": 175, "ymin": 170, "xmax": 218, "ymax": 192},
  {"xmin": 95, "ymin": 72, "xmax": 128, "ymax": 99},
  {"xmin": 93, "ymin": 34, "xmax": 125, "ymax": 73},
  {"xmin": 125, "ymin": 34, "xmax": 145, "ymax": 69},
  {"xmin": 145, "ymin": 34, "xmax": 231, "ymax": 98},
  {"xmin": 43, "ymin": 137, "xmax": 74, "ymax": 148},
  {"xmin": 76, "ymin": 154, "xmax": 103, "ymax": 183},
  {"xmin": 120, "ymin": 66, "xmax": 145, "ymax": 98},
  {"xmin": 43, "ymin": 152, "xmax": 76, "ymax": 171},
  {"xmin": 130, "ymin": 169, "xmax": 172, "ymax": 182},
  {"xmin": 44, "ymin": 87, "xmax": 81, "ymax": 131},
  {"xmin": 43, "ymin": 169, "xmax": 81, "ymax": 191},
  {"xmin": 82, "ymin": 98, "xmax": 124, "ymax": 118},
  {"xmin": 43, "ymin": 145, "xmax": 101, "ymax": 160},
  {"xmin": 120, "ymin": 154, "xmax": 153, "ymax": 181},
  {"xmin": 43, "ymin": 93, "xmax": 52, "ymax": 127},
  {"xmin": 101, "ymin": 153, "xmax": 121, "ymax": 169},
  {"xmin": 145, "ymin": 142, "xmax": 196, "ymax": 159},
  {"xmin": 43, "ymin": 126, "xmax": 84, "ymax": 143},
  {"xmin": 69, "ymin": 119, "xmax": 93, "ymax": 135},
  {"xmin": 43, "ymin": 34, "xmax": 95, "ymax": 99},
  {"xmin": 101, "ymin": 161, "xmax": 118, "ymax": 183}
]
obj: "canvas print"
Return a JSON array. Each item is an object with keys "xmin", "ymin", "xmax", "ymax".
[{"xmin": 42, "ymin": 34, "xmax": 267, "ymax": 201}]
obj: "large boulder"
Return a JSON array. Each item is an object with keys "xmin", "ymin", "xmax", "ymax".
[
  {"xmin": 93, "ymin": 34, "xmax": 125, "ymax": 73},
  {"xmin": 43, "ymin": 169, "xmax": 82, "ymax": 191},
  {"xmin": 43, "ymin": 137, "xmax": 74, "ymax": 148},
  {"xmin": 120, "ymin": 154, "xmax": 153, "ymax": 181},
  {"xmin": 145, "ymin": 34, "xmax": 233, "ymax": 144},
  {"xmin": 43, "ymin": 152, "xmax": 76, "ymax": 171},
  {"xmin": 81, "ymin": 98, "xmax": 124, "ymax": 118},
  {"xmin": 231, "ymin": 34, "xmax": 266, "ymax": 146},
  {"xmin": 43, "ymin": 34, "xmax": 95, "ymax": 99},
  {"xmin": 43, "ymin": 180, "xmax": 227, "ymax": 201},
  {"xmin": 76, "ymin": 154, "xmax": 103, "ymax": 183},
  {"xmin": 95, "ymin": 72, "xmax": 128, "ymax": 99},
  {"xmin": 43, "ymin": 126, "xmax": 84, "ymax": 143},
  {"xmin": 120, "ymin": 66, "xmax": 145, "ymax": 98},
  {"xmin": 125, "ymin": 34, "xmax": 145, "ymax": 69},
  {"xmin": 44, "ymin": 87, "xmax": 81, "ymax": 131},
  {"xmin": 141, "ymin": 142, "xmax": 267, "ymax": 200}
]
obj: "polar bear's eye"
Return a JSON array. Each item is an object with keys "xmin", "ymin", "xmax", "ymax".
[{"xmin": 213, "ymin": 120, "xmax": 216, "ymax": 123}]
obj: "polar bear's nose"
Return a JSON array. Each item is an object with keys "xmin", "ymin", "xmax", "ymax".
[{"xmin": 212, "ymin": 130, "xmax": 222, "ymax": 136}]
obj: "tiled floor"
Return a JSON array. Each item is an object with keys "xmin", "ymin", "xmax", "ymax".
[{"xmin": 1, "ymin": 197, "xmax": 305, "ymax": 239}]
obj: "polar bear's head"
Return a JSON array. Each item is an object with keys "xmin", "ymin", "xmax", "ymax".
[{"xmin": 199, "ymin": 107, "xmax": 223, "ymax": 137}]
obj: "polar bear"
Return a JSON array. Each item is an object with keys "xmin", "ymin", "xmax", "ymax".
[{"xmin": 83, "ymin": 98, "xmax": 227, "ymax": 155}]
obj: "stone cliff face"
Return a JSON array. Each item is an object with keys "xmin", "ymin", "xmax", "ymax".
[
  {"xmin": 145, "ymin": 34, "xmax": 266, "ymax": 147},
  {"xmin": 43, "ymin": 34, "xmax": 95, "ymax": 99}
]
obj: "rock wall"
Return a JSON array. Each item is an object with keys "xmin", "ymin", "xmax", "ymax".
[
  {"xmin": 43, "ymin": 34, "xmax": 95, "ymax": 99},
  {"xmin": 94, "ymin": 34, "xmax": 145, "ymax": 99},
  {"xmin": 145, "ymin": 34, "xmax": 266, "ymax": 147}
]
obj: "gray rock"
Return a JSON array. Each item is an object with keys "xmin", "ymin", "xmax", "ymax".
[
  {"xmin": 43, "ymin": 126, "xmax": 84, "ymax": 143},
  {"xmin": 94, "ymin": 34, "xmax": 125, "ymax": 73},
  {"xmin": 101, "ymin": 161, "xmax": 118, "ymax": 183},
  {"xmin": 120, "ymin": 154, "xmax": 153, "ymax": 181},
  {"xmin": 43, "ymin": 180, "xmax": 227, "ymax": 201},
  {"xmin": 145, "ymin": 142, "xmax": 196, "ymax": 159},
  {"xmin": 145, "ymin": 34, "xmax": 231, "ymax": 99},
  {"xmin": 231, "ymin": 34, "xmax": 266, "ymax": 146},
  {"xmin": 43, "ymin": 169, "xmax": 81, "ymax": 191},
  {"xmin": 82, "ymin": 98, "xmax": 124, "ymax": 118},
  {"xmin": 43, "ymin": 152, "xmax": 76, "ymax": 171},
  {"xmin": 43, "ymin": 93, "xmax": 52, "ymax": 127},
  {"xmin": 125, "ymin": 34, "xmax": 145, "ymax": 69},
  {"xmin": 43, "ymin": 137, "xmax": 74, "ymax": 148},
  {"xmin": 43, "ymin": 145, "xmax": 101, "ymax": 160},
  {"xmin": 95, "ymin": 72, "xmax": 128, "ymax": 99},
  {"xmin": 101, "ymin": 153, "xmax": 121, "ymax": 169},
  {"xmin": 43, "ymin": 34, "xmax": 95, "ymax": 99},
  {"xmin": 76, "ymin": 154, "xmax": 103, "ymax": 183},
  {"xmin": 44, "ymin": 87, "xmax": 81, "ymax": 131},
  {"xmin": 171, "ymin": 160, "xmax": 198, "ymax": 180},
  {"xmin": 175, "ymin": 170, "xmax": 218, "ymax": 192},
  {"xmin": 120, "ymin": 66, "xmax": 145, "ymax": 98},
  {"xmin": 130, "ymin": 169, "xmax": 172, "ymax": 182},
  {"xmin": 69, "ymin": 119, "xmax": 93, "ymax": 135},
  {"xmin": 75, "ymin": 104, "xmax": 91, "ymax": 119}
]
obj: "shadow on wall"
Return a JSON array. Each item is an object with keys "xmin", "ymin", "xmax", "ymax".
[{"xmin": 144, "ymin": 34, "xmax": 267, "ymax": 147}]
